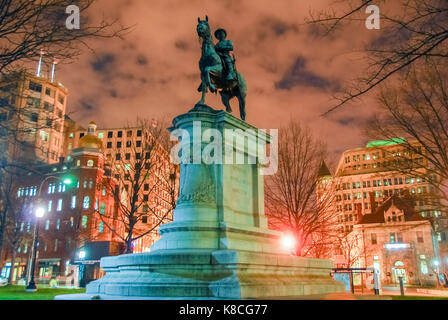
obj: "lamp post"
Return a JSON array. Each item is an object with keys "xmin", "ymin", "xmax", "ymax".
[
  {"xmin": 25, "ymin": 207, "xmax": 45, "ymax": 292},
  {"xmin": 25, "ymin": 175, "xmax": 73, "ymax": 292},
  {"xmin": 78, "ymin": 250, "xmax": 86, "ymax": 288}
]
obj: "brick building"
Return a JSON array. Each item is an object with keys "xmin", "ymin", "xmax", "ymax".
[
  {"xmin": 63, "ymin": 123, "xmax": 176, "ymax": 253},
  {"xmin": 0, "ymin": 122, "xmax": 124, "ymax": 286},
  {"xmin": 315, "ymin": 139, "xmax": 448, "ymax": 288},
  {"xmin": 349, "ymin": 196, "xmax": 439, "ymax": 286}
]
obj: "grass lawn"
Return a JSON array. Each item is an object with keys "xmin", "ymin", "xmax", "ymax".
[{"xmin": 0, "ymin": 285, "xmax": 85, "ymax": 300}]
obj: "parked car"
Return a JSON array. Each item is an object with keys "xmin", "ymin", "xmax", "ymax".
[{"xmin": 0, "ymin": 277, "xmax": 7, "ymax": 287}]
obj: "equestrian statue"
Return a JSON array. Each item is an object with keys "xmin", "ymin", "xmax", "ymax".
[{"xmin": 196, "ymin": 16, "xmax": 247, "ymax": 121}]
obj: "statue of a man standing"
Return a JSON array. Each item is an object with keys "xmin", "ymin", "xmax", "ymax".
[{"xmin": 214, "ymin": 28, "xmax": 236, "ymax": 81}]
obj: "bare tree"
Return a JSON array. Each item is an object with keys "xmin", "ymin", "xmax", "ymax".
[
  {"xmin": 365, "ymin": 60, "xmax": 448, "ymax": 234},
  {"xmin": 308, "ymin": 0, "xmax": 448, "ymax": 115},
  {"xmin": 96, "ymin": 118, "xmax": 179, "ymax": 254},
  {"xmin": 0, "ymin": 0, "xmax": 127, "ymax": 73},
  {"xmin": 265, "ymin": 120, "xmax": 338, "ymax": 256},
  {"xmin": 0, "ymin": 165, "xmax": 34, "ymax": 284}
]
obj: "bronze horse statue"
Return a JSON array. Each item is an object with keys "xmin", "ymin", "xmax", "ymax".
[{"xmin": 196, "ymin": 16, "xmax": 247, "ymax": 121}]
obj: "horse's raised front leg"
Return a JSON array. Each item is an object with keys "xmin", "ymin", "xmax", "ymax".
[{"xmin": 204, "ymin": 65, "xmax": 221, "ymax": 93}]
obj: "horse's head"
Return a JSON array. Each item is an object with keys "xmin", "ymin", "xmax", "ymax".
[{"xmin": 196, "ymin": 16, "xmax": 211, "ymax": 39}]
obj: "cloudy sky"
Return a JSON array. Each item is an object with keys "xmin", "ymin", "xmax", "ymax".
[{"xmin": 52, "ymin": 0, "xmax": 384, "ymax": 161}]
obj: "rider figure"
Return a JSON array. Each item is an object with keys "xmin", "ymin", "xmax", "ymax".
[{"xmin": 214, "ymin": 28, "xmax": 236, "ymax": 81}]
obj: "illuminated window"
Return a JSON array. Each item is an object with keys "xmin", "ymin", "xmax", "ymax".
[
  {"xmin": 390, "ymin": 233, "xmax": 396, "ymax": 243},
  {"xmin": 56, "ymin": 219, "xmax": 60, "ymax": 230},
  {"xmin": 48, "ymin": 200, "xmax": 52, "ymax": 212},
  {"xmin": 71, "ymin": 196, "xmax": 76, "ymax": 209},
  {"xmin": 100, "ymin": 203, "xmax": 106, "ymax": 215},
  {"xmin": 99, "ymin": 221, "xmax": 104, "ymax": 233},
  {"xmin": 87, "ymin": 160, "xmax": 94, "ymax": 167},
  {"xmin": 82, "ymin": 216, "xmax": 88, "ymax": 228},
  {"xmin": 83, "ymin": 196, "xmax": 90, "ymax": 209},
  {"xmin": 58, "ymin": 183, "xmax": 65, "ymax": 193},
  {"xmin": 45, "ymin": 220, "xmax": 50, "ymax": 230},
  {"xmin": 40, "ymin": 130, "xmax": 49, "ymax": 142},
  {"xmin": 48, "ymin": 183, "xmax": 55, "ymax": 194},
  {"xmin": 98, "ymin": 132, "xmax": 104, "ymax": 139},
  {"xmin": 420, "ymin": 261, "xmax": 428, "ymax": 274},
  {"xmin": 56, "ymin": 199, "xmax": 63, "ymax": 211}
]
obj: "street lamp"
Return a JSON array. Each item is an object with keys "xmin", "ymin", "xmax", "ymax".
[
  {"xmin": 25, "ymin": 175, "xmax": 73, "ymax": 292},
  {"xmin": 78, "ymin": 249, "xmax": 87, "ymax": 288},
  {"xmin": 25, "ymin": 206, "xmax": 45, "ymax": 292},
  {"xmin": 281, "ymin": 233, "xmax": 297, "ymax": 255}
]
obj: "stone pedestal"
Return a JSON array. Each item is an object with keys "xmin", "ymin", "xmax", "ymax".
[{"xmin": 56, "ymin": 104, "xmax": 344, "ymax": 300}]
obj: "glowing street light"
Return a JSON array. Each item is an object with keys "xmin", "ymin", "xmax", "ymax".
[
  {"xmin": 26, "ymin": 206, "xmax": 46, "ymax": 292},
  {"xmin": 35, "ymin": 207, "xmax": 45, "ymax": 218},
  {"xmin": 63, "ymin": 177, "xmax": 73, "ymax": 185},
  {"xmin": 282, "ymin": 233, "xmax": 297, "ymax": 254},
  {"xmin": 78, "ymin": 250, "xmax": 86, "ymax": 259}
]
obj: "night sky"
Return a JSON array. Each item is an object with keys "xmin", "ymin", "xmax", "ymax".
[{"xmin": 54, "ymin": 0, "xmax": 384, "ymax": 162}]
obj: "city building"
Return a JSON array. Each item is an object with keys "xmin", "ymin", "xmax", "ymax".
[
  {"xmin": 319, "ymin": 139, "xmax": 448, "ymax": 285},
  {"xmin": 0, "ymin": 122, "xmax": 124, "ymax": 286},
  {"xmin": 62, "ymin": 115, "xmax": 84, "ymax": 162},
  {"xmin": 64, "ymin": 123, "xmax": 177, "ymax": 253},
  {"xmin": 0, "ymin": 69, "xmax": 68, "ymax": 164},
  {"xmin": 349, "ymin": 196, "xmax": 439, "ymax": 286}
]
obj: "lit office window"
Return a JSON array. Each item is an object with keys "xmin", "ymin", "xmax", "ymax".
[
  {"xmin": 71, "ymin": 195, "xmax": 77, "ymax": 209},
  {"xmin": 57, "ymin": 199, "xmax": 63, "ymax": 211},
  {"xmin": 48, "ymin": 183, "xmax": 55, "ymax": 194},
  {"xmin": 56, "ymin": 219, "xmax": 60, "ymax": 230},
  {"xmin": 83, "ymin": 196, "xmax": 90, "ymax": 209},
  {"xmin": 45, "ymin": 220, "xmax": 50, "ymax": 230},
  {"xmin": 82, "ymin": 216, "xmax": 88, "ymax": 228},
  {"xmin": 100, "ymin": 203, "xmax": 106, "ymax": 215},
  {"xmin": 48, "ymin": 200, "xmax": 52, "ymax": 212}
]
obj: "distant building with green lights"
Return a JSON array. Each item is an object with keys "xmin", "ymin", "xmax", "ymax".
[{"xmin": 318, "ymin": 139, "xmax": 448, "ymax": 287}]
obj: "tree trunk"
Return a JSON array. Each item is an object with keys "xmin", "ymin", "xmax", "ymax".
[
  {"xmin": 0, "ymin": 224, "xmax": 4, "ymax": 268},
  {"xmin": 0, "ymin": 208, "xmax": 6, "ymax": 267},
  {"xmin": 125, "ymin": 239, "xmax": 133, "ymax": 254},
  {"xmin": 7, "ymin": 244, "xmax": 17, "ymax": 285}
]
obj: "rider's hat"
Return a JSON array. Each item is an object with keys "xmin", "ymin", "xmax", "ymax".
[{"xmin": 214, "ymin": 28, "xmax": 227, "ymax": 38}]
